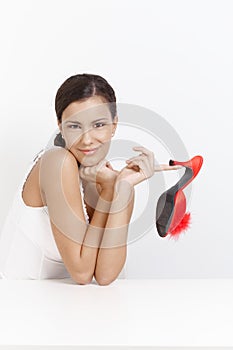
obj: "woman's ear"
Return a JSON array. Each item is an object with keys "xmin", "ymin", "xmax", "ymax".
[
  {"xmin": 113, "ymin": 115, "xmax": 118, "ymax": 124},
  {"xmin": 112, "ymin": 115, "xmax": 118, "ymax": 133},
  {"xmin": 57, "ymin": 121, "xmax": 62, "ymax": 133}
]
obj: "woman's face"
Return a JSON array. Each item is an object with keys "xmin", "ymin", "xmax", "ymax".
[{"xmin": 58, "ymin": 96, "xmax": 118, "ymax": 166}]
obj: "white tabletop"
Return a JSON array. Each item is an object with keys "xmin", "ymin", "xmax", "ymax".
[{"xmin": 0, "ymin": 278, "xmax": 233, "ymax": 348}]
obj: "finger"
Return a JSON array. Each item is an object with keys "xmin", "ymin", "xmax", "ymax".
[
  {"xmin": 126, "ymin": 154, "xmax": 146, "ymax": 163},
  {"xmin": 133, "ymin": 146, "xmax": 154, "ymax": 157},
  {"xmin": 154, "ymin": 164, "xmax": 183, "ymax": 172},
  {"xmin": 126, "ymin": 159, "xmax": 146, "ymax": 172},
  {"xmin": 106, "ymin": 161, "xmax": 114, "ymax": 170},
  {"xmin": 133, "ymin": 146, "xmax": 153, "ymax": 156},
  {"xmin": 127, "ymin": 156, "xmax": 153, "ymax": 170},
  {"xmin": 127, "ymin": 156, "xmax": 153, "ymax": 173},
  {"xmin": 132, "ymin": 147, "xmax": 155, "ymax": 168},
  {"xmin": 133, "ymin": 146, "xmax": 150, "ymax": 153},
  {"xmin": 126, "ymin": 163, "xmax": 140, "ymax": 172}
]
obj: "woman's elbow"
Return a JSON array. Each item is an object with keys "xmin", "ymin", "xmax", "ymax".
[
  {"xmin": 96, "ymin": 279, "xmax": 115, "ymax": 286},
  {"xmin": 72, "ymin": 272, "xmax": 94, "ymax": 285},
  {"xmin": 94, "ymin": 274, "xmax": 117, "ymax": 286}
]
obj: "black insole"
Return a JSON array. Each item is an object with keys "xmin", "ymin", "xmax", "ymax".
[{"xmin": 156, "ymin": 166, "xmax": 193, "ymax": 237}]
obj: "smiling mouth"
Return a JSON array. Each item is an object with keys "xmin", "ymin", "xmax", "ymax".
[{"xmin": 79, "ymin": 147, "xmax": 99, "ymax": 154}]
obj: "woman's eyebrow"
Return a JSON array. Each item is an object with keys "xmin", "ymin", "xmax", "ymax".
[{"xmin": 65, "ymin": 117, "xmax": 109, "ymax": 124}]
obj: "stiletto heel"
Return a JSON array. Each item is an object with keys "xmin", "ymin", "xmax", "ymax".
[
  {"xmin": 169, "ymin": 155, "xmax": 203, "ymax": 190},
  {"xmin": 156, "ymin": 155, "xmax": 203, "ymax": 239}
]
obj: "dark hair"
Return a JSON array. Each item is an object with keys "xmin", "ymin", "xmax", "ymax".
[{"xmin": 54, "ymin": 73, "xmax": 117, "ymax": 147}]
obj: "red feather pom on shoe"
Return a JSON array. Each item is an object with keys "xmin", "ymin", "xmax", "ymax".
[{"xmin": 168, "ymin": 212, "xmax": 191, "ymax": 240}]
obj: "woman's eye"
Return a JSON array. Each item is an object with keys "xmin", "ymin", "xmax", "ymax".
[
  {"xmin": 68, "ymin": 125, "xmax": 81, "ymax": 129},
  {"xmin": 95, "ymin": 123, "xmax": 105, "ymax": 128}
]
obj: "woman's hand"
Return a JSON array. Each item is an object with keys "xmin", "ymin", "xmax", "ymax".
[
  {"xmin": 116, "ymin": 146, "xmax": 182, "ymax": 187},
  {"xmin": 116, "ymin": 146, "xmax": 154, "ymax": 187},
  {"xmin": 79, "ymin": 159, "xmax": 120, "ymax": 190}
]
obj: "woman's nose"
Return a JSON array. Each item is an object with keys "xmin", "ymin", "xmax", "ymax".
[{"xmin": 80, "ymin": 129, "xmax": 93, "ymax": 143}]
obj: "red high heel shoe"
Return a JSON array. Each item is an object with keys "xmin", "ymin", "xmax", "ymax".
[{"xmin": 156, "ymin": 155, "xmax": 203, "ymax": 239}]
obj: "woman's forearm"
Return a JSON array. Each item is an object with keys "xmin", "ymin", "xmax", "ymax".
[
  {"xmin": 79, "ymin": 187, "xmax": 114, "ymax": 279},
  {"xmin": 94, "ymin": 180, "xmax": 135, "ymax": 284}
]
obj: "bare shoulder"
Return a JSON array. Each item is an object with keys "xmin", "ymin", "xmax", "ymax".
[
  {"xmin": 39, "ymin": 148, "xmax": 80, "ymax": 191},
  {"xmin": 41, "ymin": 147, "xmax": 76, "ymax": 163},
  {"xmin": 40, "ymin": 147, "xmax": 79, "ymax": 170}
]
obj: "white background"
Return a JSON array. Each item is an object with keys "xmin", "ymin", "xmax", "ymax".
[{"xmin": 0, "ymin": 0, "xmax": 232, "ymax": 278}]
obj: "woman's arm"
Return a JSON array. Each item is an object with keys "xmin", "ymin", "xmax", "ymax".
[
  {"xmin": 40, "ymin": 149, "xmax": 124, "ymax": 285},
  {"xmin": 93, "ymin": 180, "xmax": 135, "ymax": 285},
  {"xmin": 78, "ymin": 186, "xmax": 115, "ymax": 281}
]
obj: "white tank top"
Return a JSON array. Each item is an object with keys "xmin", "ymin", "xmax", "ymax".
[
  {"xmin": 0, "ymin": 148, "xmax": 126, "ymax": 280},
  {"xmin": 0, "ymin": 148, "xmax": 90, "ymax": 279}
]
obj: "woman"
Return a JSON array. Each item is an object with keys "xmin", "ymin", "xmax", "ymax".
[{"xmin": 0, "ymin": 73, "xmax": 180, "ymax": 284}]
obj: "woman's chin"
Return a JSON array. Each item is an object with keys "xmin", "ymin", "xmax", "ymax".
[{"xmin": 79, "ymin": 156, "xmax": 106, "ymax": 167}]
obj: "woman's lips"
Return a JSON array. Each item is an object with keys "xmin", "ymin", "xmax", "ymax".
[{"xmin": 79, "ymin": 147, "xmax": 99, "ymax": 155}]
